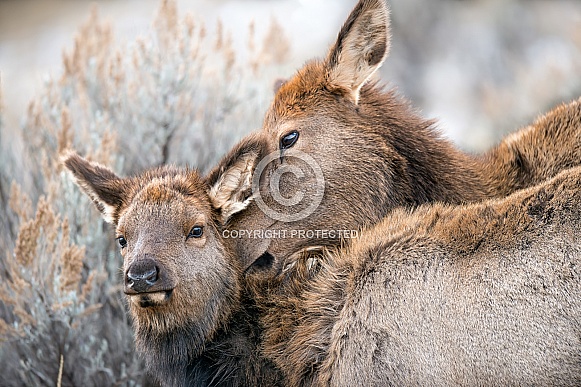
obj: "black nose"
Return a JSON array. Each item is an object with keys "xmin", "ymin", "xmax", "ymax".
[{"xmin": 125, "ymin": 258, "xmax": 159, "ymax": 294}]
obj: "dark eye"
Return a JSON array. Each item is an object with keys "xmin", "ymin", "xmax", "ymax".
[
  {"xmin": 117, "ymin": 236, "xmax": 127, "ymax": 248},
  {"xmin": 280, "ymin": 130, "xmax": 299, "ymax": 150},
  {"xmin": 188, "ymin": 226, "xmax": 204, "ymax": 239}
]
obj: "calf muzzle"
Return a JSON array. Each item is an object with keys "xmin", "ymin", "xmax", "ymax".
[{"xmin": 125, "ymin": 258, "xmax": 161, "ymax": 294}]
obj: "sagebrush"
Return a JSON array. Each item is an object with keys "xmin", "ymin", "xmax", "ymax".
[{"xmin": 0, "ymin": 1, "xmax": 290, "ymax": 385}]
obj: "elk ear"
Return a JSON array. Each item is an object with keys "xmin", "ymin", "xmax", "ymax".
[
  {"xmin": 61, "ymin": 151, "xmax": 127, "ymax": 225},
  {"xmin": 206, "ymin": 134, "xmax": 264, "ymax": 223},
  {"xmin": 325, "ymin": 0, "xmax": 390, "ymax": 104}
]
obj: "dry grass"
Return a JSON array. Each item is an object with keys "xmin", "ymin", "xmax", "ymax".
[{"xmin": 0, "ymin": 0, "xmax": 290, "ymax": 385}]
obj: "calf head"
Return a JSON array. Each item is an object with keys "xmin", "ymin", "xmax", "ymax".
[{"xmin": 63, "ymin": 151, "xmax": 254, "ymax": 382}]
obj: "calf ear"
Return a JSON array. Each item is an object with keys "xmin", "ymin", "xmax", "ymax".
[
  {"xmin": 325, "ymin": 0, "xmax": 390, "ymax": 104},
  {"xmin": 206, "ymin": 134, "xmax": 264, "ymax": 223},
  {"xmin": 61, "ymin": 151, "xmax": 127, "ymax": 225}
]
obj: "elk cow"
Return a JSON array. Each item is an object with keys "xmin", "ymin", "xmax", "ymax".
[
  {"xmin": 206, "ymin": 0, "xmax": 581, "ymax": 278},
  {"xmin": 64, "ymin": 152, "xmax": 581, "ymax": 386},
  {"xmin": 256, "ymin": 166, "xmax": 581, "ymax": 386}
]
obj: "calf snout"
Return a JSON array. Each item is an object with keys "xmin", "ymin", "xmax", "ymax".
[{"xmin": 125, "ymin": 258, "xmax": 160, "ymax": 294}]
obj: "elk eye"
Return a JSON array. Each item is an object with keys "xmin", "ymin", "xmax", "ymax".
[
  {"xmin": 188, "ymin": 226, "xmax": 204, "ymax": 239},
  {"xmin": 117, "ymin": 236, "xmax": 127, "ymax": 248},
  {"xmin": 280, "ymin": 130, "xmax": 299, "ymax": 150}
]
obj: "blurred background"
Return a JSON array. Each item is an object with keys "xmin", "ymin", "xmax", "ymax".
[
  {"xmin": 2, "ymin": 0, "xmax": 581, "ymax": 151},
  {"xmin": 1, "ymin": 1, "xmax": 580, "ymax": 386}
]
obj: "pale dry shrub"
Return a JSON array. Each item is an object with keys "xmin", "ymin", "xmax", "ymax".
[
  {"xmin": 20, "ymin": 0, "xmax": 287, "ymax": 184},
  {"xmin": 0, "ymin": 0, "xmax": 291, "ymax": 385},
  {"xmin": 0, "ymin": 193, "xmax": 141, "ymax": 386},
  {"xmin": 0, "ymin": 103, "xmax": 143, "ymax": 385}
]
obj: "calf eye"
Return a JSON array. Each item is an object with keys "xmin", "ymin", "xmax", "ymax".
[
  {"xmin": 280, "ymin": 130, "xmax": 299, "ymax": 150},
  {"xmin": 117, "ymin": 236, "xmax": 127, "ymax": 248},
  {"xmin": 188, "ymin": 226, "xmax": 204, "ymax": 239}
]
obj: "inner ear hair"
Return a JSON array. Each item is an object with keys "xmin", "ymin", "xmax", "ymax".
[
  {"xmin": 61, "ymin": 150, "xmax": 126, "ymax": 224},
  {"xmin": 206, "ymin": 134, "xmax": 265, "ymax": 223},
  {"xmin": 209, "ymin": 155, "xmax": 256, "ymax": 223},
  {"xmin": 325, "ymin": 0, "xmax": 390, "ymax": 104}
]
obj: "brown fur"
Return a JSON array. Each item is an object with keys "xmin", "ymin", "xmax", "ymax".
[
  {"xmin": 63, "ymin": 153, "xmax": 581, "ymax": 386},
  {"xmin": 62, "ymin": 0, "xmax": 581, "ymax": 384},
  {"xmin": 63, "ymin": 151, "xmax": 282, "ymax": 387},
  {"xmin": 255, "ymin": 166, "xmax": 581, "ymax": 386},
  {"xmin": 206, "ymin": 0, "xmax": 581, "ymax": 277}
]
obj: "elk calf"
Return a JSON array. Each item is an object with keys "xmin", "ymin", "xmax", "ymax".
[
  {"xmin": 64, "ymin": 149, "xmax": 581, "ymax": 386},
  {"xmin": 63, "ymin": 152, "xmax": 282, "ymax": 386}
]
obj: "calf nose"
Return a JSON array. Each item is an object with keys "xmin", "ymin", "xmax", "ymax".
[{"xmin": 125, "ymin": 258, "xmax": 159, "ymax": 294}]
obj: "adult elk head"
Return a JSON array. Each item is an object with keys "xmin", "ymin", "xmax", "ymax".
[{"xmin": 207, "ymin": 0, "xmax": 484, "ymax": 277}]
